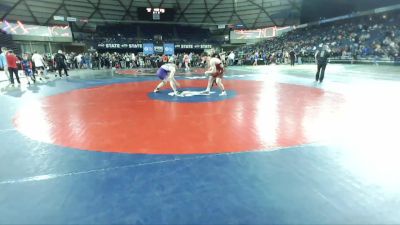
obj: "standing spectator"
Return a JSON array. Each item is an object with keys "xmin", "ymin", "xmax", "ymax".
[
  {"xmin": 74, "ymin": 54, "xmax": 79, "ymax": 69},
  {"xmin": 253, "ymin": 51, "xmax": 259, "ymax": 66},
  {"xmin": 21, "ymin": 53, "xmax": 35, "ymax": 84},
  {"xmin": 88, "ymin": 53, "xmax": 93, "ymax": 69},
  {"xmin": 139, "ymin": 55, "xmax": 144, "ymax": 68},
  {"xmin": 6, "ymin": 50, "xmax": 20, "ymax": 86},
  {"xmin": 289, "ymin": 49, "xmax": 296, "ymax": 66},
  {"xmin": 189, "ymin": 52, "xmax": 193, "ymax": 67},
  {"xmin": 76, "ymin": 53, "xmax": 83, "ymax": 68},
  {"xmin": 120, "ymin": 54, "xmax": 126, "ymax": 68},
  {"xmin": 66, "ymin": 53, "xmax": 73, "ymax": 69},
  {"xmin": 0, "ymin": 47, "xmax": 9, "ymax": 82},
  {"xmin": 262, "ymin": 52, "xmax": 268, "ymax": 65},
  {"xmin": 32, "ymin": 51, "xmax": 47, "ymax": 80},
  {"xmin": 93, "ymin": 52, "xmax": 100, "ymax": 70},
  {"xmin": 315, "ymin": 45, "xmax": 331, "ymax": 83},
  {"xmin": 178, "ymin": 54, "xmax": 183, "ymax": 69},
  {"xmin": 125, "ymin": 53, "xmax": 131, "ymax": 69},
  {"xmin": 298, "ymin": 50, "xmax": 303, "ymax": 64},
  {"xmin": 54, "ymin": 50, "xmax": 69, "ymax": 77},
  {"xmin": 131, "ymin": 53, "xmax": 137, "ymax": 68},
  {"xmin": 228, "ymin": 51, "xmax": 235, "ymax": 66},
  {"xmin": 219, "ymin": 51, "xmax": 226, "ymax": 66},
  {"xmin": 183, "ymin": 53, "xmax": 190, "ymax": 71}
]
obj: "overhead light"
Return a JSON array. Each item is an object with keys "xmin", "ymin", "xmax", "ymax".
[
  {"xmin": 53, "ymin": 15, "xmax": 64, "ymax": 21},
  {"xmin": 218, "ymin": 24, "xmax": 226, "ymax": 29},
  {"xmin": 67, "ymin": 17, "xmax": 77, "ymax": 22}
]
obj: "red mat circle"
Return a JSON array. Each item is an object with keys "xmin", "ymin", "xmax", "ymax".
[{"xmin": 14, "ymin": 80, "xmax": 344, "ymax": 154}]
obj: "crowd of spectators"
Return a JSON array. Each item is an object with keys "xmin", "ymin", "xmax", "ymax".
[
  {"xmin": 234, "ymin": 11, "xmax": 400, "ymax": 65},
  {"xmin": 0, "ymin": 49, "xmax": 210, "ymax": 86},
  {"xmin": 2, "ymin": 11, "xmax": 399, "ymax": 86},
  {"xmin": 62, "ymin": 52, "xmax": 208, "ymax": 70},
  {"xmin": 75, "ymin": 24, "xmax": 219, "ymax": 46}
]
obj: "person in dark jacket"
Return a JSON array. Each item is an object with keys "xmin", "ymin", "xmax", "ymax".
[
  {"xmin": 54, "ymin": 50, "xmax": 69, "ymax": 77},
  {"xmin": 289, "ymin": 49, "xmax": 296, "ymax": 66},
  {"xmin": 315, "ymin": 45, "xmax": 331, "ymax": 83}
]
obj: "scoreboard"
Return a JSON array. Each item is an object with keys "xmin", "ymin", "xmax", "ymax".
[{"xmin": 138, "ymin": 7, "xmax": 175, "ymax": 21}]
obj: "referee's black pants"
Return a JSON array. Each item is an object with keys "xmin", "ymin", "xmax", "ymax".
[
  {"xmin": 316, "ymin": 63, "xmax": 327, "ymax": 82},
  {"xmin": 58, "ymin": 63, "xmax": 69, "ymax": 76}
]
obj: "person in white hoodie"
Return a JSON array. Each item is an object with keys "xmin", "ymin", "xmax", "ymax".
[
  {"xmin": 32, "ymin": 51, "xmax": 48, "ymax": 80},
  {"xmin": 131, "ymin": 53, "xmax": 137, "ymax": 68},
  {"xmin": 76, "ymin": 53, "xmax": 83, "ymax": 69},
  {"xmin": 228, "ymin": 51, "xmax": 235, "ymax": 66}
]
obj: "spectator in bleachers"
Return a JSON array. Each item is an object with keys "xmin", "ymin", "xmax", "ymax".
[{"xmin": 234, "ymin": 11, "xmax": 400, "ymax": 65}]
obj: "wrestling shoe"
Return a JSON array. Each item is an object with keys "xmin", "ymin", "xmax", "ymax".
[{"xmin": 174, "ymin": 91, "xmax": 182, "ymax": 96}]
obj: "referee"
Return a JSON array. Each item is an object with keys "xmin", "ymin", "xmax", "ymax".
[{"xmin": 315, "ymin": 45, "xmax": 331, "ymax": 83}]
